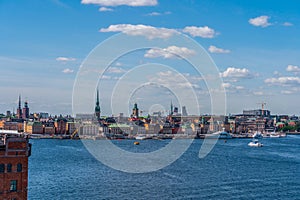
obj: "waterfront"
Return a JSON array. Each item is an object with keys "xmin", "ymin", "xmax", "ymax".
[{"xmin": 28, "ymin": 136, "xmax": 300, "ymax": 199}]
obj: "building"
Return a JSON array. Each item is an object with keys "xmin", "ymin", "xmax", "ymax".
[
  {"xmin": 22, "ymin": 101, "xmax": 29, "ymax": 119},
  {"xmin": 243, "ymin": 109, "xmax": 270, "ymax": 117},
  {"xmin": 16, "ymin": 95, "xmax": 22, "ymax": 119},
  {"xmin": 54, "ymin": 117, "xmax": 67, "ymax": 134},
  {"xmin": 24, "ymin": 121, "xmax": 43, "ymax": 134},
  {"xmin": 95, "ymin": 89, "xmax": 101, "ymax": 120},
  {"xmin": 0, "ymin": 133, "xmax": 31, "ymax": 200},
  {"xmin": 131, "ymin": 103, "xmax": 139, "ymax": 119},
  {"xmin": 182, "ymin": 106, "xmax": 188, "ymax": 116}
]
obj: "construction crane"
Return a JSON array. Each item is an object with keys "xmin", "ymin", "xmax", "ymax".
[{"xmin": 257, "ymin": 102, "xmax": 266, "ymax": 117}]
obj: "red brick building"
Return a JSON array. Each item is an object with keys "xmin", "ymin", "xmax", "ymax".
[{"xmin": 0, "ymin": 134, "xmax": 31, "ymax": 200}]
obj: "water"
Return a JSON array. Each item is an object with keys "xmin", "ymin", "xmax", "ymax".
[{"xmin": 28, "ymin": 136, "xmax": 300, "ymax": 199}]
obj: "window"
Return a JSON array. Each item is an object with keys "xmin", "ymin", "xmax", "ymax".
[
  {"xmin": 17, "ymin": 163, "xmax": 22, "ymax": 172},
  {"xmin": 7, "ymin": 163, "xmax": 12, "ymax": 172},
  {"xmin": 0, "ymin": 164, "xmax": 4, "ymax": 173},
  {"xmin": 10, "ymin": 180, "xmax": 17, "ymax": 192}
]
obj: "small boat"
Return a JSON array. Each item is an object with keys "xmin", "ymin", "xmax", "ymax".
[
  {"xmin": 270, "ymin": 134, "xmax": 280, "ymax": 138},
  {"xmin": 134, "ymin": 141, "xmax": 140, "ymax": 145},
  {"xmin": 205, "ymin": 128, "xmax": 232, "ymax": 139},
  {"xmin": 219, "ymin": 130, "xmax": 232, "ymax": 139},
  {"xmin": 253, "ymin": 132, "xmax": 263, "ymax": 139},
  {"xmin": 248, "ymin": 139, "xmax": 263, "ymax": 147},
  {"xmin": 135, "ymin": 135, "xmax": 146, "ymax": 140}
]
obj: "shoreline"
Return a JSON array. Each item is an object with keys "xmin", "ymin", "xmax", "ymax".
[{"xmin": 27, "ymin": 132, "xmax": 299, "ymax": 140}]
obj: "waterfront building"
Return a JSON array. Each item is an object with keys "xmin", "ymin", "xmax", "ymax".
[
  {"xmin": 44, "ymin": 122, "xmax": 56, "ymax": 135},
  {"xmin": 3, "ymin": 121, "xmax": 19, "ymax": 132},
  {"xmin": 24, "ymin": 121, "xmax": 43, "ymax": 134},
  {"xmin": 67, "ymin": 122, "xmax": 77, "ymax": 135},
  {"xmin": 78, "ymin": 123, "xmax": 99, "ymax": 136},
  {"xmin": 108, "ymin": 123, "xmax": 131, "ymax": 135},
  {"xmin": 54, "ymin": 117, "xmax": 67, "ymax": 134},
  {"xmin": 0, "ymin": 133, "xmax": 31, "ymax": 200}
]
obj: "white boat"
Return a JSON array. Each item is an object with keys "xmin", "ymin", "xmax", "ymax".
[
  {"xmin": 205, "ymin": 128, "xmax": 232, "ymax": 139},
  {"xmin": 248, "ymin": 139, "xmax": 263, "ymax": 147},
  {"xmin": 218, "ymin": 129, "xmax": 232, "ymax": 139},
  {"xmin": 253, "ymin": 132, "xmax": 263, "ymax": 139},
  {"xmin": 135, "ymin": 135, "xmax": 148, "ymax": 140},
  {"xmin": 270, "ymin": 134, "xmax": 280, "ymax": 138}
]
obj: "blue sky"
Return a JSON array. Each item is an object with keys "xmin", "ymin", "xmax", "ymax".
[{"xmin": 1, "ymin": 0, "xmax": 300, "ymax": 115}]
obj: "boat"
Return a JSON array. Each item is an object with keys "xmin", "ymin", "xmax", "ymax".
[
  {"xmin": 218, "ymin": 129, "xmax": 232, "ymax": 139},
  {"xmin": 206, "ymin": 128, "xmax": 232, "ymax": 139},
  {"xmin": 270, "ymin": 134, "xmax": 280, "ymax": 138},
  {"xmin": 135, "ymin": 135, "xmax": 150, "ymax": 140},
  {"xmin": 134, "ymin": 141, "xmax": 140, "ymax": 145},
  {"xmin": 253, "ymin": 131, "xmax": 263, "ymax": 139},
  {"xmin": 248, "ymin": 139, "xmax": 263, "ymax": 147}
]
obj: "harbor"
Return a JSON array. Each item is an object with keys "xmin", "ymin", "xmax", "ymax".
[{"xmin": 27, "ymin": 135, "xmax": 300, "ymax": 199}]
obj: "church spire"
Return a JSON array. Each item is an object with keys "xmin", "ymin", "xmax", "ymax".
[
  {"xmin": 17, "ymin": 94, "xmax": 22, "ymax": 119},
  {"xmin": 95, "ymin": 89, "xmax": 101, "ymax": 120},
  {"xmin": 170, "ymin": 100, "xmax": 173, "ymax": 115}
]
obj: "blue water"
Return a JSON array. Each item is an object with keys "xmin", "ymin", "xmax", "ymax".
[{"xmin": 28, "ymin": 136, "xmax": 300, "ymax": 199}]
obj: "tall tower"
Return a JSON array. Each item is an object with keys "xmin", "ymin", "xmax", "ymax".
[
  {"xmin": 170, "ymin": 101, "xmax": 174, "ymax": 115},
  {"xmin": 22, "ymin": 100, "xmax": 29, "ymax": 119},
  {"xmin": 16, "ymin": 95, "xmax": 22, "ymax": 119},
  {"xmin": 182, "ymin": 106, "xmax": 188, "ymax": 116},
  {"xmin": 132, "ymin": 103, "xmax": 139, "ymax": 118},
  {"xmin": 95, "ymin": 89, "xmax": 101, "ymax": 120}
]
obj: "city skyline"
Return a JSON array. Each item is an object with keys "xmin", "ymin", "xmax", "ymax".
[{"xmin": 1, "ymin": 0, "xmax": 300, "ymax": 115}]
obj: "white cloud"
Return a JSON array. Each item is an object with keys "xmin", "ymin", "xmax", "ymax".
[
  {"xmin": 222, "ymin": 83, "xmax": 231, "ymax": 88},
  {"xmin": 146, "ymin": 11, "xmax": 171, "ymax": 16},
  {"xmin": 101, "ymin": 75, "xmax": 111, "ymax": 80},
  {"xmin": 147, "ymin": 12, "xmax": 161, "ymax": 16},
  {"xmin": 144, "ymin": 46, "xmax": 195, "ymax": 59},
  {"xmin": 81, "ymin": 0, "xmax": 157, "ymax": 6},
  {"xmin": 62, "ymin": 68, "xmax": 74, "ymax": 74},
  {"xmin": 222, "ymin": 83, "xmax": 244, "ymax": 93},
  {"xmin": 286, "ymin": 65, "xmax": 300, "ymax": 72},
  {"xmin": 208, "ymin": 45, "xmax": 230, "ymax": 54},
  {"xmin": 253, "ymin": 91, "xmax": 264, "ymax": 96},
  {"xmin": 281, "ymin": 87, "xmax": 300, "ymax": 94},
  {"xmin": 281, "ymin": 90, "xmax": 293, "ymax": 94},
  {"xmin": 100, "ymin": 24, "xmax": 178, "ymax": 39},
  {"xmin": 265, "ymin": 76, "xmax": 300, "ymax": 85},
  {"xmin": 115, "ymin": 62, "xmax": 122, "ymax": 66},
  {"xmin": 235, "ymin": 86, "xmax": 244, "ymax": 90},
  {"xmin": 99, "ymin": 7, "xmax": 113, "ymax": 12},
  {"xmin": 283, "ymin": 22, "xmax": 293, "ymax": 26},
  {"xmin": 56, "ymin": 57, "xmax": 76, "ymax": 62},
  {"xmin": 273, "ymin": 71, "xmax": 280, "ymax": 76},
  {"xmin": 149, "ymin": 70, "xmax": 199, "ymax": 89},
  {"xmin": 220, "ymin": 67, "xmax": 253, "ymax": 78},
  {"xmin": 249, "ymin": 15, "xmax": 271, "ymax": 27},
  {"xmin": 183, "ymin": 26, "xmax": 216, "ymax": 38},
  {"xmin": 107, "ymin": 67, "xmax": 126, "ymax": 73}
]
